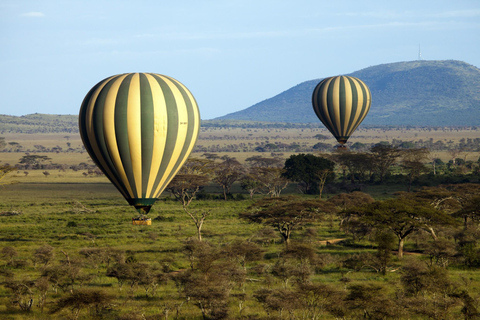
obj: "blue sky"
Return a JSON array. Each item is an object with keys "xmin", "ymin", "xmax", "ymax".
[{"xmin": 1, "ymin": 0, "xmax": 479, "ymax": 120}]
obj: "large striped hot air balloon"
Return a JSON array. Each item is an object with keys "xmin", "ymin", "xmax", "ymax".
[
  {"xmin": 79, "ymin": 73, "xmax": 200, "ymax": 215},
  {"xmin": 312, "ymin": 75, "xmax": 371, "ymax": 145}
]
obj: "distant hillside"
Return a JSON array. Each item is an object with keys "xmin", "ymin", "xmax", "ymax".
[
  {"xmin": 216, "ymin": 60, "xmax": 480, "ymax": 126},
  {"xmin": 0, "ymin": 113, "xmax": 78, "ymax": 133}
]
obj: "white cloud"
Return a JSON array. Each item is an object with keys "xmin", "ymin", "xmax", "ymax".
[
  {"xmin": 20, "ymin": 12, "xmax": 45, "ymax": 18},
  {"xmin": 432, "ymin": 9, "xmax": 480, "ymax": 19}
]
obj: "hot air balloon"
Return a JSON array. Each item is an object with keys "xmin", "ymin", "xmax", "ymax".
[
  {"xmin": 312, "ymin": 75, "xmax": 371, "ymax": 146},
  {"xmin": 79, "ymin": 73, "xmax": 200, "ymax": 216}
]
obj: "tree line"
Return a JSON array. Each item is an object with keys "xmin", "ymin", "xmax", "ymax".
[
  {"xmin": 194, "ymin": 136, "xmax": 480, "ymax": 154},
  {"xmin": 3, "ymin": 142, "xmax": 479, "ymax": 197}
]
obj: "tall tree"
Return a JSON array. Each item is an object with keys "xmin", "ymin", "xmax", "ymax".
[
  {"xmin": 260, "ymin": 167, "xmax": 290, "ymax": 198},
  {"xmin": 282, "ymin": 154, "xmax": 335, "ymax": 194},
  {"xmin": 330, "ymin": 151, "xmax": 373, "ymax": 183},
  {"xmin": 369, "ymin": 144, "xmax": 402, "ymax": 183},
  {"xmin": 240, "ymin": 173, "xmax": 261, "ymax": 199},
  {"xmin": 453, "ymin": 196, "xmax": 480, "ymax": 229},
  {"xmin": 167, "ymin": 158, "xmax": 213, "ymax": 241},
  {"xmin": 400, "ymin": 148, "xmax": 430, "ymax": 191},
  {"xmin": 213, "ymin": 156, "xmax": 244, "ymax": 200},
  {"xmin": 243, "ymin": 157, "xmax": 289, "ymax": 198},
  {"xmin": 314, "ymin": 168, "xmax": 332, "ymax": 199}
]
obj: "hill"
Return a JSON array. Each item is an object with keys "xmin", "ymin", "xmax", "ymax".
[
  {"xmin": 0, "ymin": 113, "xmax": 78, "ymax": 134},
  {"xmin": 216, "ymin": 60, "xmax": 480, "ymax": 126}
]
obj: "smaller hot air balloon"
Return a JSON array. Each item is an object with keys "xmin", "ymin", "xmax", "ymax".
[
  {"xmin": 312, "ymin": 75, "xmax": 371, "ymax": 146},
  {"xmin": 79, "ymin": 73, "xmax": 200, "ymax": 216}
]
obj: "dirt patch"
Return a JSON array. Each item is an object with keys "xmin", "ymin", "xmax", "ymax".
[
  {"xmin": 0, "ymin": 211, "xmax": 22, "ymax": 216},
  {"xmin": 318, "ymin": 238, "xmax": 345, "ymax": 245}
]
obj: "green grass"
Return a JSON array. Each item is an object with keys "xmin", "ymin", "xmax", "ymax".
[{"xmin": 0, "ymin": 171, "xmax": 479, "ymax": 319}]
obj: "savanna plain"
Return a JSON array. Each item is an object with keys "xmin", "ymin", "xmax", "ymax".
[{"xmin": 1, "ymin": 121, "xmax": 480, "ymax": 319}]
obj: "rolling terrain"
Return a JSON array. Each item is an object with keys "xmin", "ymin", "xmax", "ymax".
[{"xmin": 217, "ymin": 60, "xmax": 480, "ymax": 126}]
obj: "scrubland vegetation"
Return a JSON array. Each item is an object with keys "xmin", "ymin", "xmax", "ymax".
[{"xmin": 1, "ymin": 122, "xmax": 480, "ymax": 319}]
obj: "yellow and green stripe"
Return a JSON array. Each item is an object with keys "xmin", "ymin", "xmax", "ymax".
[
  {"xmin": 312, "ymin": 75, "xmax": 371, "ymax": 144},
  {"xmin": 79, "ymin": 73, "xmax": 200, "ymax": 213}
]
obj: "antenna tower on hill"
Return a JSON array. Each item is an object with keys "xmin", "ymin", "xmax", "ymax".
[{"xmin": 418, "ymin": 45, "xmax": 422, "ymax": 60}]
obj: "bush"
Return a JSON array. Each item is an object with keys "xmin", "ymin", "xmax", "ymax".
[{"xmin": 66, "ymin": 221, "xmax": 77, "ymax": 227}]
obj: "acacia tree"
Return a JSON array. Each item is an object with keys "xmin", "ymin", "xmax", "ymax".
[
  {"xmin": 327, "ymin": 192, "xmax": 375, "ymax": 212},
  {"xmin": 33, "ymin": 245, "xmax": 55, "ymax": 267},
  {"xmin": 282, "ymin": 154, "xmax": 335, "ymax": 194},
  {"xmin": 454, "ymin": 196, "xmax": 480, "ymax": 229},
  {"xmin": 3, "ymin": 279, "xmax": 35, "ymax": 311},
  {"xmin": 401, "ymin": 148, "xmax": 430, "ymax": 192},
  {"xmin": 330, "ymin": 151, "xmax": 373, "ymax": 183},
  {"xmin": 350, "ymin": 198, "xmax": 454, "ymax": 258},
  {"xmin": 345, "ymin": 283, "xmax": 403, "ymax": 319},
  {"xmin": 242, "ymin": 157, "xmax": 289, "ymax": 198},
  {"xmin": 373, "ymin": 231, "xmax": 397, "ymax": 275},
  {"xmin": 167, "ymin": 158, "xmax": 213, "ymax": 241},
  {"xmin": 314, "ymin": 169, "xmax": 331, "ymax": 199},
  {"xmin": 223, "ymin": 241, "xmax": 264, "ymax": 271},
  {"xmin": 213, "ymin": 156, "xmax": 244, "ymax": 200},
  {"xmin": 240, "ymin": 174, "xmax": 261, "ymax": 198},
  {"xmin": 369, "ymin": 144, "xmax": 402, "ymax": 183},
  {"xmin": 257, "ymin": 167, "xmax": 290, "ymax": 197},
  {"xmin": 295, "ymin": 283, "xmax": 347, "ymax": 319},
  {"xmin": 241, "ymin": 156, "xmax": 276, "ymax": 198},
  {"xmin": 328, "ymin": 192, "xmax": 375, "ymax": 241},
  {"xmin": 168, "ymin": 158, "xmax": 213, "ymax": 207},
  {"xmin": 51, "ymin": 288, "xmax": 113, "ymax": 320},
  {"xmin": 405, "ymin": 184, "xmax": 480, "ymax": 228},
  {"xmin": 240, "ymin": 196, "xmax": 335, "ymax": 246},
  {"xmin": 176, "ymin": 239, "xmax": 244, "ymax": 319},
  {"xmin": 1, "ymin": 246, "xmax": 18, "ymax": 266},
  {"xmin": 0, "ymin": 164, "xmax": 15, "ymax": 185}
]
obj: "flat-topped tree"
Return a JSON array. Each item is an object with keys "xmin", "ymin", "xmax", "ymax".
[
  {"xmin": 349, "ymin": 198, "xmax": 455, "ymax": 258},
  {"xmin": 240, "ymin": 196, "xmax": 335, "ymax": 246}
]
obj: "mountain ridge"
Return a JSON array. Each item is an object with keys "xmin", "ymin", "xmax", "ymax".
[{"xmin": 216, "ymin": 60, "xmax": 480, "ymax": 126}]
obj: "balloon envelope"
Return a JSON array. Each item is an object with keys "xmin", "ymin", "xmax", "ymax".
[
  {"xmin": 312, "ymin": 75, "xmax": 371, "ymax": 145},
  {"xmin": 79, "ymin": 73, "xmax": 200, "ymax": 214}
]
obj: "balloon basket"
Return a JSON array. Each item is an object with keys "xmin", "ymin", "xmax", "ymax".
[
  {"xmin": 132, "ymin": 217, "xmax": 152, "ymax": 225},
  {"xmin": 131, "ymin": 205, "xmax": 152, "ymax": 225}
]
